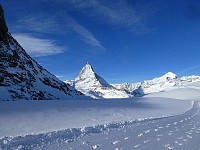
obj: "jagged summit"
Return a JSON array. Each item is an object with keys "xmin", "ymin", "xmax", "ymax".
[
  {"xmin": 75, "ymin": 63, "xmax": 95, "ymax": 81},
  {"xmin": 64, "ymin": 63, "xmax": 132, "ymax": 99},
  {"xmin": 75, "ymin": 63, "xmax": 111, "ymax": 87}
]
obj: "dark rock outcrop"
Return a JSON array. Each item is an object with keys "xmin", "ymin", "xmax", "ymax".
[{"xmin": 0, "ymin": 5, "xmax": 8, "ymax": 45}]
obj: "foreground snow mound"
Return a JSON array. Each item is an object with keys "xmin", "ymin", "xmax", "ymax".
[
  {"xmin": 0, "ymin": 5, "xmax": 85, "ymax": 100},
  {"xmin": 64, "ymin": 63, "xmax": 132, "ymax": 99},
  {"xmin": 113, "ymin": 72, "xmax": 200, "ymax": 96}
]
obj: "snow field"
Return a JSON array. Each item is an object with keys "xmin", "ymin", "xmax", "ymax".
[
  {"xmin": 0, "ymin": 98, "xmax": 192, "ymax": 139},
  {"xmin": 42, "ymin": 101, "xmax": 200, "ymax": 150},
  {"xmin": 0, "ymin": 101, "xmax": 198, "ymax": 150}
]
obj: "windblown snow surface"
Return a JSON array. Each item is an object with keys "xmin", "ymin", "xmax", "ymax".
[{"xmin": 1, "ymin": 82, "xmax": 200, "ymax": 149}]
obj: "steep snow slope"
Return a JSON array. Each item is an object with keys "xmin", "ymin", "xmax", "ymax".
[
  {"xmin": 64, "ymin": 63, "xmax": 132, "ymax": 99},
  {"xmin": 0, "ymin": 5, "xmax": 85, "ymax": 100},
  {"xmin": 113, "ymin": 72, "xmax": 200, "ymax": 96}
]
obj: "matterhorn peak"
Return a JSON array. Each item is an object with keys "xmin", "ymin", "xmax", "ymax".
[
  {"xmin": 83, "ymin": 62, "xmax": 94, "ymax": 72},
  {"xmin": 75, "ymin": 63, "xmax": 111, "ymax": 88},
  {"xmin": 70, "ymin": 63, "xmax": 131, "ymax": 99},
  {"xmin": 75, "ymin": 62, "xmax": 96, "ymax": 81}
]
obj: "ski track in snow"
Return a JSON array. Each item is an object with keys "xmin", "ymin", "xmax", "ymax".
[{"xmin": 0, "ymin": 102, "xmax": 200, "ymax": 150}]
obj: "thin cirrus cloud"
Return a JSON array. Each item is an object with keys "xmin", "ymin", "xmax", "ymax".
[
  {"xmin": 13, "ymin": 34, "xmax": 64, "ymax": 57},
  {"xmin": 15, "ymin": 15, "xmax": 59, "ymax": 34},
  {"xmin": 65, "ymin": 0, "xmax": 155, "ymax": 34},
  {"xmin": 66, "ymin": 14, "xmax": 105, "ymax": 49},
  {"xmin": 14, "ymin": 12, "xmax": 104, "ymax": 50},
  {"xmin": 177, "ymin": 65, "xmax": 200, "ymax": 75}
]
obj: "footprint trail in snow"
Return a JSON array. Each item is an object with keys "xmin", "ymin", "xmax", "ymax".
[
  {"xmin": 1, "ymin": 102, "xmax": 200, "ymax": 150},
  {"xmin": 45, "ymin": 101, "xmax": 200, "ymax": 150}
]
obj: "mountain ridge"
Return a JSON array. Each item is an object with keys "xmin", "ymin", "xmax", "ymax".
[
  {"xmin": 0, "ymin": 5, "xmax": 86, "ymax": 101},
  {"xmin": 65, "ymin": 63, "xmax": 200, "ymax": 99},
  {"xmin": 113, "ymin": 72, "xmax": 200, "ymax": 96}
]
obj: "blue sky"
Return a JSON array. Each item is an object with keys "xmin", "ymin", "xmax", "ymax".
[{"xmin": 2, "ymin": 0, "xmax": 200, "ymax": 83}]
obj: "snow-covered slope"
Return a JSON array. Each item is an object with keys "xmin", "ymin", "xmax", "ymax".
[
  {"xmin": 145, "ymin": 80, "xmax": 200, "ymax": 100},
  {"xmin": 64, "ymin": 63, "xmax": 132, "ymax": 99},
  {"xmin": 113, "ymin": 72, "xmax": 200, "ymax": 96},
  {"xmin": 1, "ymin": 76, "xmax": 200, "ymax": 149},
  {"xmin": 0, "ymin": 5, "xmax": 85, "ymax": 101}
]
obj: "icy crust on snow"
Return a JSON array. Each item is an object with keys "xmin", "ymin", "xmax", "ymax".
[
  {"xmin": 0, "ymin": 100, "xmax": 195, "ymax": 150},
  {"xmin": 113, "ymin": 72, "xmax": 200, "ymax": 96},
  {"xmin": 0, "ymin": 34, "xmax": 85, "ymax": 100},
  {"xmin": 0, "ymin": 98, "xmax": 191, "ymax": 139},
  {"xmin": 64, "ymin": 63, "xmax": 132, "ymax": 99}
]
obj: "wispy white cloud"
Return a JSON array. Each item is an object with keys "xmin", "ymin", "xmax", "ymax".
[
  {"xmin": 13, "ymin": 34, "xmax": 64, "ymax": 57},
  {"xmin": 68, "ymin": 0, "xmax": 139, "ymax": 25},
  {"xmin": 13, "ymin": 15, "xmax": 59, "ymax": 34},
  {"xmin": 64, "ymin": 0, "xmax": 157, "ymax": 34},
  {"xmin": 13, "ymin": 11, "xmax": 104, "ymax": 49},
  {"xmin": 178, "ymin": 64, "xmax": 200, "ymax": 74},
  {"xmin": 66, "ymin": 14, "xmax": 105, "ymax": 49}
]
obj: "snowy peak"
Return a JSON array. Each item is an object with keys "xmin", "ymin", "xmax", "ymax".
[
  {"xmin": 75, "ymin": 63, "xmax": 96, "ymax": 81},
  {"xmin": 64, "ymin": 63, "xmax": 132, "ymax": 99},
  {"xmin": 159, "ymin": 72, "xmax": 177, "ymax": 80},
  {"xmin": 75, "ymin": 63, "xmax": 110, "ymax": 87},
  {"xmin": 113, "ymin": 72, "xmax": 200, "ymax": 97}
]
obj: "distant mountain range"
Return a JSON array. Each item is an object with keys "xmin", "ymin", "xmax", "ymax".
[
  {"xmin": 112, "ymin": 72, "xmax": 200, "ymax": 96},
  {"xmin": 1, "ymin": 4, "xmax": 200, "ymax": 101},
  {"xmin": 0, "ymin": 5, "xmax": 86, "ymax": 101},
  {"xmin": 65, "ymin": 64, "xmax": 200, "ymax": 99}
]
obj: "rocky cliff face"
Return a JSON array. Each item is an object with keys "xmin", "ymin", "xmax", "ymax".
[
  {"xmin": 0, "ymin": 5, "xmax": 8, "ymax": 45},
  {"xmin": 0, "ymin": 5, "xmax": 86, "ymax": 101}
]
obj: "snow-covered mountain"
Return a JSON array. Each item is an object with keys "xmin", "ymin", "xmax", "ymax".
[
  {"xmin": 0, "ymin": 5, "xmax": 86, "ymax": 101},
  {"xmin": 113, "ymin": 72, "xmax": 200, "ymax": 96},
  {"xmin": 64, "ymin": 63, "xmax": 132, "ymax": 99}
]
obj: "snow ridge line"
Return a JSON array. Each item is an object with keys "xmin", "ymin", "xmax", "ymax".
[{"xmin": 0, "ymin": 101, "xmax": 198, "ymax": 150}]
